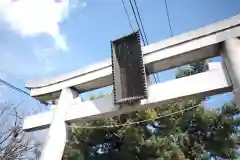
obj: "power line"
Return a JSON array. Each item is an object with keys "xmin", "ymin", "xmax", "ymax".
[
  {"xmin": 129, "ymin": 0, "xmax": 147, "ymax": 45},
  {"xmin": 155, "ymin": 73, "xmax": 160, "ymax": 83},
  {"xmin": 132, "ymin": 0, "xmax": 148, "ymax": 45},
  {"xmin": 128, "ymin": 0, "xmax": 159, "ymax": 83},
  {"xmin": 121, "ymin": 0, "xmax": 134, "ymax": 31},
  {"xmin": 121, "ymin": 0, "xmax": 159, "ymax": 84},
  {"xmin": 0, "ymin": 68, "xmax": 26, "ymax": 83},
  {"xmin": 0, "ymin": 78, "xmax": 30, "ymax": 96},
  {"xmin": 0, "ymin": 77, "xmax": 48, "ymax": 106},
  {"xmin": 152, "ymin": 74, "xmax": 158, "ymax": 84},
  {"xmin": 164, "ymin": 0, "xmax": 173, "ymax": 36},
  {"xmin": 0, "ymin": 68, "xmax": 49, "ymax": 105}
]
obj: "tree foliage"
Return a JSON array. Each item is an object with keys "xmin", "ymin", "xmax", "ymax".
[{"xmin": 64, "ymin": 61, "xmax": 240, "ymax": 160}]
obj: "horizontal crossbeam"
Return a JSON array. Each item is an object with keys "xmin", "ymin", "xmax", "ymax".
[
  {"xmin": 23, "ymin": 62, "xmax": 232, "ymax": 131},
  {"xmin": 26, "ymin": 15, "xmax": 240, "ymax": 101}
]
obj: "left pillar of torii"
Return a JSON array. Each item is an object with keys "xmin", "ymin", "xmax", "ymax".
[{"xmin": 40, "ymin": 88, "xmax": 78, "ymax": 160}]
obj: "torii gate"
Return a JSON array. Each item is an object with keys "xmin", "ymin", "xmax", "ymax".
[{"xmin": 23, "ymin": 14, "xmax": 240, "ymax": 160}]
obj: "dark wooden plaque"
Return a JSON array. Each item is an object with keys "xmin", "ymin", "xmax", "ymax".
[{"xmin": 111, "ymin": 31, "xmax": 147, "ymax": 105}]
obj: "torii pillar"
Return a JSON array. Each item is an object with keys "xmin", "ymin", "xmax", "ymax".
[
  {"xmin": 221, "ymin": 38, "xmax": 240, "ymax": 105},
  {"xmin": 40, "ymin": 88, "xmax": 78, "ymax": 160}
]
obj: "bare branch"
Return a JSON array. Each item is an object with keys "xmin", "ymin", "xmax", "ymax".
[{"xmin": 0, "ymin": 101, "xmax": 41, "ymax": 160}]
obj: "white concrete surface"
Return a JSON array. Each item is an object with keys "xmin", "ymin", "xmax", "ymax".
[
  {"xmin": 221, "ymin": 38, "xmax": 240, "ymax": 105},
  {"xmin": 26, "ymin": 14, "xmax": 240, "ymax": 101},
  {"xmin": 23, "ymin": 62, "xmax": 232, "ymax": 131},
  {"xmin": 40, "ymin": 88, "xmax": 78, "ymax": 160}
]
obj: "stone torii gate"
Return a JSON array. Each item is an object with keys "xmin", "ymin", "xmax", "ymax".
[{"xmin": 23, "ymin": 14, "xmax": 240, "ymax": 160}]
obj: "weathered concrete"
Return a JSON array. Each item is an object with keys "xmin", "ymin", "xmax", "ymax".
[
  {"xmin": 40, "ymin": 88, "xmax": 78, "ymax": 160},
  {"xmin": 26, "ymin": 14, "xmax": 240, "ymax": 101},
  {"xmin": 221, "ymin": 38, "xmax": 240, "ymax": 105},
  {"xmin": 23, "ymin": 62, "xmax": 232, "ymax": 132}
]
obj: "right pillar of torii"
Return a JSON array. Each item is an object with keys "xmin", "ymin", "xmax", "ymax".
[{"xmin": 222, "ymin": 38, "xmax": 240, "ymax": 104}]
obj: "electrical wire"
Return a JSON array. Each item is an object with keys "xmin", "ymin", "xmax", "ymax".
[
  {"xmin": 164, "ymin": 0, "xmax": 173, "ymax": 36},
  {"xmin": 155, "ymin": 73, "xmax": 161, "ymax": 83},
  {"xmin": 132, "ymin": 0, "xmax": 160, "ymax": 82},
  {"xmin": 128, "ymin": 0, "xmax": 159, "ymax": 83},
  {"xmin": 0, "ymin": 68, "xmax": 30, "ymax": 96},
  {"xmin": 152, "ymin": 74, "xmax": 158, "ymax": 84},
  {"xmin": 67, "ymin": 87, "xmax": 239, "ymax": 129},
  {"xmin": 129, "ymin": 0, "xmax": 146, "ymax": 45},
  {"xmin": 0, "ymin": 67, "xmax": 49, "ymax": 106},
  {"xmin": 0, "ymin": 68, "xmax": 26, "ymax": 83},
  {"xmin": 121, "ymin": 0, "xmax": 134, "ymax": 32},
  {"xmin": 0, "ymin": 78, "xmax": 29, "ymax": 96},
  {"xmin": 132, "ymin": 0, "xmax": 148, "ymax": 45},
  {"xmin": 0, "ymin": 77, "xmax": 48, "ymax": 106}
]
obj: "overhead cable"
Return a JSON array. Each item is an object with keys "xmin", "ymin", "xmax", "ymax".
[
  {"xmin": 132, "ymin": 0, "xmax": 149, "ymax": 45},
  {"xmin": 0, "ymin": 78, "xmax": 29, "ymax": 96},
  {"xmin": 164, "ymin": 0, "xmax": 173, "ymax": 36},
  {"xmin": 0, "ymin": 78, "xmax": 48, "ymax": 106},
  {"xmin": 129, "ymin": 0, "xmax": 147, "ymax": 45},
  {"xmin": 121, "ymin": 0, "xmax": 134, "ymax": 31},
  {"xmin": 128, "ymin": 0, "xmax": 160, "ymax": 83}
]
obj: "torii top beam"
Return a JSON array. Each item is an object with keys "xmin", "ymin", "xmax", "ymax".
[{"xmin": 26, "ymin": 14, "xmax": 240, "ymax": 101}]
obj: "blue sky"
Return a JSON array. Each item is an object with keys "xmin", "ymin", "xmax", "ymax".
[{"xmin": 0, "ymin": 0, "xmax": 240, "ymax": 112}]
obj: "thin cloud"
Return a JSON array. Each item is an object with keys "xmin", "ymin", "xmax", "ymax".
[{"xmin": 0, "ymin": 0, "xmax": 71, "ymax": 51}]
